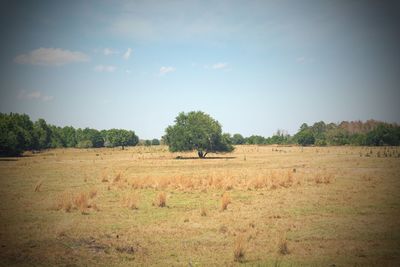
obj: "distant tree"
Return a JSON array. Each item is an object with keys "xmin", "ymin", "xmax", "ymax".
[
  {"xmin": 145, "ymin": 140, "xmax": 152, "ymax": 146},
  {"xmin": 34, "ymin": 118, "xmax": 52, "ymax": 150},
  {"xmin": 151, "ymin": 138, "xmax": 160, "ymax": 145},
  {"xmin": 231, "ymin": 133, "xmax": 245, "ymax": 145},
  {"xmin": 103, "ymin": 129, "xmax": 139, "ymax": 149},
  {"xmin": 269, "ymin": 129, "xmax": 291, "ymax": 144},
  {"xmin": 366, "ymin": 124, "xmax": 400, "ymax": 146},
  {"xmin": 294, "ymin": 125, "xmax": 315, "ymax": 146},
  {"xmin": 61, "ymin": 126, "xmax": 77, "ymax": 147},
  {"xmin": 246, "ymin": 135, "xmax": 266, "ymax": 145},
  {"xmin": 76, "ymin": 128, "xmax": 104, "ymax": 148},
  {"xmin": 164, "ymin": 111, "xmax": 234, "ymax": 158},
  {"xmin": 0, "ymin": 113, "xmax": 35, "ymax": 155},
  {"xmin": 49, "ymin": 125, "xmax": 64, "ymax": 148}
]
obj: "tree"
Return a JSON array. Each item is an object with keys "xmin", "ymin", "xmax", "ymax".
[
  {"xmin": 103, "ymin": 129, "xmax": 139, "ymax": 149},
  {"xmin": 0, "ymin": 113, "xmax": 35, "ymax": 155},
  {"xmin": 151, "ymin": 138, "xmax": 160, "ymax": 145},
  {"xmin": 49, "ymin": 125, "xmax": 64, "ymax": 148},
  {"xmin": 76, "ymin": 128, "xmax": 104, "ymax": 148},
  {"xmin": 231, "ymin": 133, "xmax": 245, "ymax": 145},
  {"xmin": 61, "ymin": 126, "xmax": 77, "ymax": 147},
  {"xmin": 34, "ymin": 118, "xmax": 51, "ymax": 149},
  {"xmin": 245, "ymin": 135, "xmax": 266, "ymax": 145},
  {"xmin": 164, "ymin": 111, "xmax": 234, "ymax": 158},
  {"xmin": 294, "ymin": 124, "xmax": 315, "ymax": 146}
]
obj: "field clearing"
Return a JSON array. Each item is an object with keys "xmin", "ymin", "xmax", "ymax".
[{"xmin": 0, "ymin": 145, "xmax": 400, "ymax": 266}]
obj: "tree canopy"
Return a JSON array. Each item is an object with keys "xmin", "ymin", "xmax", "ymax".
[
  {"xmin": 103, "ymin": 129, "xmax": 139, "ymax": 149},
  {"xmin": 164, "ymin": 111, "xmax": 234, "ymax": 158},
  {"xmin": 0, "ymin": 113, "xmax": 140, "ymax": 156}
]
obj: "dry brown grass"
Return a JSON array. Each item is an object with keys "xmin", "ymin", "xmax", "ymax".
[
  {"xmin": 200, "ymin": 206, "xmax": 207, "ymax": 216},
  {"xmin": 278, "ymin": 233, "xmax": 290, "ymax": 255},
  {"xmin": 154, "ymin": 191, "xmax": 167, "ymax": 207},
  {"xmin": 123, "ymin": 192, "xmax": 140, "ymax": 210},
  {"xmin": 34, "ymin": 179, "xmax": 43, "ymax": 192},
  {"xmin": 314, "ymin": 171, "xmax": 334, "ymax": 184},
  {"xmin": 55, "ymin": 191, "xmax": 94, "ymax": 214},
  {"xmin": 113, "ymin": 172, "xmax": 122, "ymax": 183},
  {"xmin": 56, "ymin": 191, "xmax": 73, "ymax": 212},
  {"xmin": 89, "ymin": 188, "xmax": 97, "ymax": 199},
  {"xmin": 221, "ymin": 192, "xmax": 231, "ymax": 211},
  {"xmin": 233, "ymin": 235, "xmax": 246, "ymax": 262},
  {"xmin": 73, "ymin": 192, "xmax": 89, "ymax": 214},
  {"xmin": 2, "ymin": 145, "xmax": 399, "ymax": 266}
]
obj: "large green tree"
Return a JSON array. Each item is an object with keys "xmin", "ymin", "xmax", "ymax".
[
  {"xmin": 164, "ymin": 111, "xmax": 234, "ymax": 158},
  {"xmin": 103, "ymin": 129, "xmax": 139, "ymax": 149}
]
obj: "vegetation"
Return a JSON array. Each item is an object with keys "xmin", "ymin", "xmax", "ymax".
[
  {"xmin": 164, "ymin": 111, "xmax": 234, "ymax": 158},
  {"xmin": 1, "ymin": 112, "xmax": 400, "ymax": 157},
  {"xmin": 102, "ymin": 129, "xmax": 139, "ymax": 149},
  {"xmin": 0, "ymin": 113, "xmax": 139, "ymax": 156},
  {"xmin": 241, "ymin": 120, "xmax": 400, "ymax": 147}
]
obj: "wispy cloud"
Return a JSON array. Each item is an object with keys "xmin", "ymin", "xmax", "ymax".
[
  {"xmin": 14, "ymin": 48, "xmax": 89, "ymax": 66},
  {"xmin": 103, "ymin": 48, "xmax": 119, "ymax": 56},
  {"xmin": 18, "ymin": 90, "xmax": 54, "ymax": 102},
  {"xmin": 159, "ymin": 66, "xmax": 176, "ymax": 75},
  {"xmin": 211, "ymin": 62, "xmax": 228, "ymax": 69},
  {"xmin": 123, "ymin": 48, "xmax": 132, "ymax": 59},
  {"xmin": 204, "ymin": 62, "xmax": 230, "ymax": 70},
  {"xmin": 94, "ymin": 65, "xmax": 116, "ymax": 72}
]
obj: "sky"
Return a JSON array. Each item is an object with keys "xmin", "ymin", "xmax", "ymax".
[{"xmin": 0, "ymin": 0, "xmax": 399, "ymax": 139}]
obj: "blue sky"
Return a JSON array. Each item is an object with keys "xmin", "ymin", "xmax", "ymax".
[{"xmin": 1, "ymin": 0, "xmax": 399, "ymax": 139}]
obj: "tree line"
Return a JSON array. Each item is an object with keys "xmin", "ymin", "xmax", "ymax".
[
  {"xmin": 230, "ymin": 120, "xmax": 400, "ymax": 146},
  {"xmin": 0, "ymin": 113, "xmax": 140, "ymax": 156},
  {"xmin": 1, "ymin": 112, "xmax": 399, "ymax": 156}
]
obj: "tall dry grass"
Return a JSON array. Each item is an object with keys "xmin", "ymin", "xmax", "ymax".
[
  {"xmin": 234, "ymin": 235, "xmax": 246, "ymax": 262},
  {"xmin": 221, "ymin": 192, "xmax": 231, "ymax": 211}
]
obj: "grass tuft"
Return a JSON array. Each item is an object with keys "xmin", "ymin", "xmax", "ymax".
[
  {"xmin": 124, "ymin": 192, "xmax": 140, "ymax": 210},
  {"xmin": 200, "ymin": 206, "xmax": 207, "ymax": 216},
  {"xmin": 221, "ymin": 192, "xmax": 231, "ymax": 211},
  {"xmin": 278, "ymin": 234, "xmax": 290, "ymax": 255},
  {"xmin": 234, "ymin": 235, "xmax": 246, "ymax": 262},
  {"xmin": 34, "ymin": 180, "xmax": 43, "ymax": 192},
  {"xmin": 73, "ymin": 192, "xmax": 89, "ymax": 214},
  {"xmin": 154, "ymin": 191, "xmax": 167, "ymax": 207}
]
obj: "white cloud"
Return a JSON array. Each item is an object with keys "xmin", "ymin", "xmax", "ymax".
[
  {"xmin": 123, "ymin": 48, "xmax": 132, "ymax": 59},
  {"xmin": 94, "ymin": 65, "xmax": 116, "ymax": 72},
  {"xmin": 159, "ymin": 66, "xmax": 176, "ymax": 75},
  {"xmin": 211, "ymin": 62, "xmax": 228, "ymax": 69},
  {"xmin": 18, "ymin": 90, "xmax": 54, "ymax": 102},
  {"xmin": 14, "ymin": 48, "xmax": 89, "ymax": 66},
  {"xmin": 103, "ymin": 48, "xmax": 119, "ymax": 56}
]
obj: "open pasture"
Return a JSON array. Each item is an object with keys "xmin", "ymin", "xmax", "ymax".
[{"xmin": 0, "ymin": 145, "xmax": 399, "ymax": 266}]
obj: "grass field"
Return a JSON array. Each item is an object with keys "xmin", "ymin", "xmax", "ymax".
[{"xmin": 0, "ymin": 145, "xmax": 399, "ymax": 266}]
